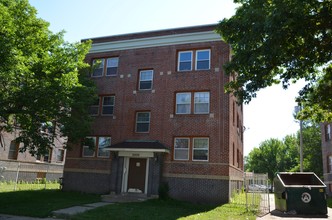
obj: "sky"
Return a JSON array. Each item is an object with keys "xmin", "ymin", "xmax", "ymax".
[{"xmin": 29, "ymin": 0, "xmax": 303, "ymax": 156}]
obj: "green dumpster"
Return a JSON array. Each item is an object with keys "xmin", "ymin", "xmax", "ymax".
[{"xmin": 274, "ymin": 172, "xmax": 327, "ymax": 215}]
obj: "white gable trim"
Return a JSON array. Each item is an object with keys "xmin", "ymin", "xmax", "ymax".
[{"xmin": 89, "ymin": 31, "xmax": 221, "ymax": 53}]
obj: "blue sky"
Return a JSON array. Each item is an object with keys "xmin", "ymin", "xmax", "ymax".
[{"xmin": 29, "ymin": 0, "xmax": 302, "ymax": 156}]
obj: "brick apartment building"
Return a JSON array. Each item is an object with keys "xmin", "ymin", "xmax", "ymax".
[
  {"xmin": 63, "ymin": 24, "xmax": 244, "ymax": 204},
  {"xmin": 322, "ymin": 122, "xmax": 332, "ymax": 195}
]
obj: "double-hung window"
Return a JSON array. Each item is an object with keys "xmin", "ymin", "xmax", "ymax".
[
  {"xmin": 82, "ymin": 137, "xmax": 96, "ymax": 157},
  {"xmin": 178, "ymin": 51, "xmax": 193, "ymax": 71},
  {"xmin": 196, "ymin": 50, "xmax": 210, "ymax": 70},
  {"xmin": 174, "ymin": 138, "xmax": 189, "ymax": 160},
  {"xmin": 139, "ymin": 70, "xmax": 153, "ymax": 90},
  {"xmin": 176, "ymin": 93, "xmax": 191, "ymax": 114},
  {"xmin": 193, "ymin": 138, "xmax": 209, "ymax": 161},
  {"xmin": 329, "ymin": 156, "xmax": 332, "ymax": 173},
  {"xmin": 177, "ymin": 49, "xmax": 210, "ymax": 71},
  {"xmin": 89, "ymin": 97, "xmax": 100, "ymax": 116},
  {"xmin": 136, "ymin": 112, "xmax": 151, "ymax": 133},
  {"xmin": 106, "ymin": 58, "xmax": 119, "ymax": 76},
  {"xmin": 102, "ymin": 96, "xmax": 115, "ymax": 115},
  {"xmin": 92, "ymin": 59, "xmax": 104, "ymax": 77},
  {"xmin": 92, "ymin": 57, "xmax": 119, "ymax": 77},
  {"xmin": 326, "ymin": 124, "xmax": 331, "ymax": 141},
  {"xmin": 175, "ymin": 92, "xmax": 210, "ymax": 114},
  {"xmin": 97, "ymin": 137, "xmax": 111, "ymax": 158}
]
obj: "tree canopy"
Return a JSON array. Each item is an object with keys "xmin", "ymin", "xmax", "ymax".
[
  {"xmin": 246, "ymin": 122, "xmax": 323, "ymax": 181},
  {"xmin": 216, "ymin": 0, "xmax": 332, "ymax": 121},
  {"xmin": 0, "ymin": 0, "xmax": 96, "ymax": 155}
]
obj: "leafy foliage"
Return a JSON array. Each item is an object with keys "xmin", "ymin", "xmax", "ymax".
[
  {"xmin": 0, "ymin": 0, "xmax": 96, "ymax": 155},
  {"xmin": 246, "ymin": 122, "xmax": 323, "ymax": 180},
  {"xmin": 216, "ymin": 0, "xmax": 332, "ymax": 121}
]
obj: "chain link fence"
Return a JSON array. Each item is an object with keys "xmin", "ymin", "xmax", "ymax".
[
  {"xmin": 231, "ymin": 172, "xmax": 270, "ymax": 217},
  {"xmin": 0, "ymin": 160, "xmax": 63, "ymax": 191}
]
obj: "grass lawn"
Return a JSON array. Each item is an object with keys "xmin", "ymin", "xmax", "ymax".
[
  {"xmin": 71, "ymin": 199, "xmax": 256, "ymax": 220},
  {"xmin": 0, "ymin": 189, "xmax": 101, "ymax": 218}
]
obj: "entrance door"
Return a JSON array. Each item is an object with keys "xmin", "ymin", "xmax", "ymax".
[{"xmin": 127, "ymin": 158, "xmax": 147, "ymax": 193}]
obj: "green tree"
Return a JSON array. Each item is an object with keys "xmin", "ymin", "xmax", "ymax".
[
  {"xmin": 246, "ymin": 138, "xmax": 298, "ymax": 183},
  {"xmin": 0, "ymin": 0, "xmax": 96, "ymax": 155},
  {"xmin": 216, "ymin": 0, "xmax": 332, "ymax": 121}
]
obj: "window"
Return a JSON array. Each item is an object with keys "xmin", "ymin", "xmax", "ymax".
[
  {"xmin": 89, "ymin": 97, "xmax": 100, "ymax": 115},
  {"xmin": 177, "ymin": 49, "xmax": 210, "ymax": 71},
  {"xmin": 8, "ymin": 140, "xmax": 19, "ymax": 160},
  {"xmin": 36, "ymin": 148, "xmax": 51, "ymax": 163},
  {"xmin": 89, "ymin": 95, "xmax": 115, "ymax": 116},
  {"xmin": 174, "ymin": 138, "xmax": 189, "ymax": 160},
  {"xmin": 196, "ymin": 50, "xmax": 210, "ymax": 70},
  {"xmin": 328, "ymin": 156, "xmax": 332, "ymax": 173},
  {"xmin": 82, "ymin": 137, "xmax": 111, "ymax": 158},
  {"xmin": 175, "ymin": 92, "xmax": 210, "ymax": 114},
  {"xmin": 326, "ymin": 124, "xmax": 331, "ymax": 141},
  {"xmin": 97, "ymin": 137, "xmax": 111, "ymax": 158},
  {"xmin": 178, "ymin": 51, "xmax": 192, "ymax": 71},
  {"xmin": 92, "ymin": 57, "xmax": 119, "ymax": 77},
  {"xmin": 139, "ymin": 70, "xmax": 153, "ymax": 90},
  {"xmin": 102, "ymin": 96, "xmax": 115, "ymax": 115},
  {"xmin": 176, "ymin": 93, "xmax": 191, "ymax": 114},
  {"xmin": 82, "ymin": 137, "xmax": 96, "ymax": 157},
  {"xmin": 92, "ymin": 59, "xmax": 104, "ymax": 77},
  {"xmin": 56, "ymin": 149, "xmax": 65, "ymax": 162},
  {"xmin": 136, "ymin": 112, "xmax": 150, "ymax": 133},
  {"xmin": 106, "ymin": 57, "xmax": 119, "ymax": 76},
  {"xmin": 194, "ymin": 92, "xmax": 210, "ymax": 114},
  {"xmin": 193, "ymin": 138, "xmax": 209, "ymax": 161}
]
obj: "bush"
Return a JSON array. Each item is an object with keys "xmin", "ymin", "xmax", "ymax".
[{"xmin": 158, "ymin": 182, "xmax": 169, "ymax": 200}]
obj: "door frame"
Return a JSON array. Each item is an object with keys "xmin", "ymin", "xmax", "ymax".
[{"xmin": 122, "ymin": 157, "xmax": 149, "ymax": 194}]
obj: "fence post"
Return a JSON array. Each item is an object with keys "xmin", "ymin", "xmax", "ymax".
[
  {"xmin": 14, "ymin": 162, "xmax": 20, "ymax": 191},
  {"xmin": 44, "ymin": 163, "xmax": 50, "ymax": 190}
]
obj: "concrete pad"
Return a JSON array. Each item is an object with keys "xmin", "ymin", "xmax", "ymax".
[{"xmin": 84, "ymin": 202, "xmax": 111, "ymax": 208}]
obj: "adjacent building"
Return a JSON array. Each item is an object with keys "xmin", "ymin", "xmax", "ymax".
[
  {"xmin": 63, "ymin": 24, "xmax": 244, "ymax": 204},
  {"xmin": 322, "ymin": 122, "xmax": 332, "ymax": 195}
]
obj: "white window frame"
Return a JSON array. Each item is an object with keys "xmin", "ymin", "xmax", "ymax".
[
  {"xmin": 101, "ymin": 96, "xmax": 115, "ymax": 115},
  {"xmin": 92, "ymin": 59, "xmax": 104, "ymax": 77},
  {"xmin": 326, "ymin": 124, "xmax": 331, "ymax": 141},
  {"xmin": 195, "ymin": 49, "xmax": 211, "ymax": 70},
  {"xmin": 192, "ymin": 138, "xmax": 209, "ymax": 161},
  {"xmin": 194, "ymin": 92, "xmax": 210, "ymax": 114},
  {"xmin": 178, "ymin": 51, "xmax": 193, "ymax": 71},
  {"xmin": 82, "ymin": 137, "xmax": 96, "ymax": 157},
  {"xmin": 89, "ymin": 97, "xmax": 100, "ymax": 116},
  {"xmin": 139, "ymin": 70, "xmax": 154, "ymax": 90},
  {"xmin": 135, "ymin": 112, "xmax": 151, "ymax": 133},
  {"xmin": 106, "ymin": 57, "xmax": 119, "ymax": 76},
  {"xmin": 174, "ymin": 138, "xmax": 190, "ymax": 161},
  {"xmin": 56, "ymin": 149, "xmax": 65, "ymax": 162},
  {"xmin": 97, "ymin": 137, "xmax": 111, "ymax": 158},
  {"xmin": 176, "ymin": 92, "xmax": 191, "ymax": 114}
]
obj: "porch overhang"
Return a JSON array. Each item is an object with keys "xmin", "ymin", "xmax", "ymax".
[{"xmin": 105, "ymin": 140, "xmax": 170, "ymax": 154}]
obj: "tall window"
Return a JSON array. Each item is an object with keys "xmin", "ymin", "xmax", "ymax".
[
  {"xmin": 82, "ymin": 137, "xmax": 96, "ymax": 157},
  {"xmin": 329, "ymin": 156, "xmax": 332, "ymax": 173},
  {"xmin": 176, "ymin": 93, "xmax": 191, "ymax": 114},
  {"xmin": 106, "ymin": 57, "xmax": 119, "ymax": 76},
  {"xmin": 89, "ymin": 95, "xmax": 115, "ymax": 116},
  {"xmin": 92, "ymin": 57, "xmax": 119, "ymax": 77},
  {"xmin": 175, "ymin": 92, "xmax": 210, "ymax": 114},
  {"xmin": 174, "ymin": 138, "xmax": 189, "ymax": 160},
  {"xmin": 178, "ymin": 51, "xmax": 192, "ymax": 71},
  {"xmin": 177, "ymin": 49, "xmax": 210, "ymax": 71},
  {"xmin": 136, "ymin": 112, "xmax": 150, "ymax": 133},
  {"xmin": 139, "ymin": 70, "xmax": 153, "ymax": 90},
  {"xmin": 97, "ymin": 137, "xmax": 111, "ymax": 158},
  {"xmin": 102, "ymin": 96, "xmax": 115, "ymax": 115},
  {"xmin": 8, "ymin": 141, "xmax": 19, "ymax": 160},
  {"xmin": 56, "ymin": 149, "xmax": 65, "ymax": 162},
  {"xmin": 326, "ymin": 124, "xmax": 331, "ymax": 141},
  {"xmin": 193, "ymin": 138, "xmax": 209, "ymax": 161},
  {"xmin": 196, "ymin": 49, "xmax": 210, "ymax": 70}
]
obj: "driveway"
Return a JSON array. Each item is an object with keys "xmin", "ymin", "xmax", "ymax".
[{"xmin": 257, "ymin": 194, "xmax": 331, "ymax": 220}]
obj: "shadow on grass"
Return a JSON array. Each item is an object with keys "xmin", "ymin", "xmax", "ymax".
[{"xmin": 0, "ymin": 189, "xmax": 100, "ymax": 218}]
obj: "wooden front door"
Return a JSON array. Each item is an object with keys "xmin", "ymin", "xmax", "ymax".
[{"xmin": 127, "ymin": 158, "xmax": 147, "ymax": 193}]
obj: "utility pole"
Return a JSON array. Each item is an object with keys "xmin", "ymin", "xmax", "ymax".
[{"xmin": 295, "ymin": 106, "xmax": 303, "ymax": 172}]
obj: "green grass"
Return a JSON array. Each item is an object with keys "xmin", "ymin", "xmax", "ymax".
[
  {"xmin": 71, "ymin": 199, "xmax": 256, "ymax": 220},
  {"xmin": 0, "ymin": 189, "xmax": 101, "ymax": 218},
  {"xmin": 0, "ymin": 181, "xmax": 60, "ymax": 192},
  {"xmin": 327, "ymin": 197, "xmax": 332, "ymax": 208}
]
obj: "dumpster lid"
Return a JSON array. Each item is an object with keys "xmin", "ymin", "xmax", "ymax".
[{"xmin": 276, "ymin": 172, "xmax": 326, "ymax": 187}]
